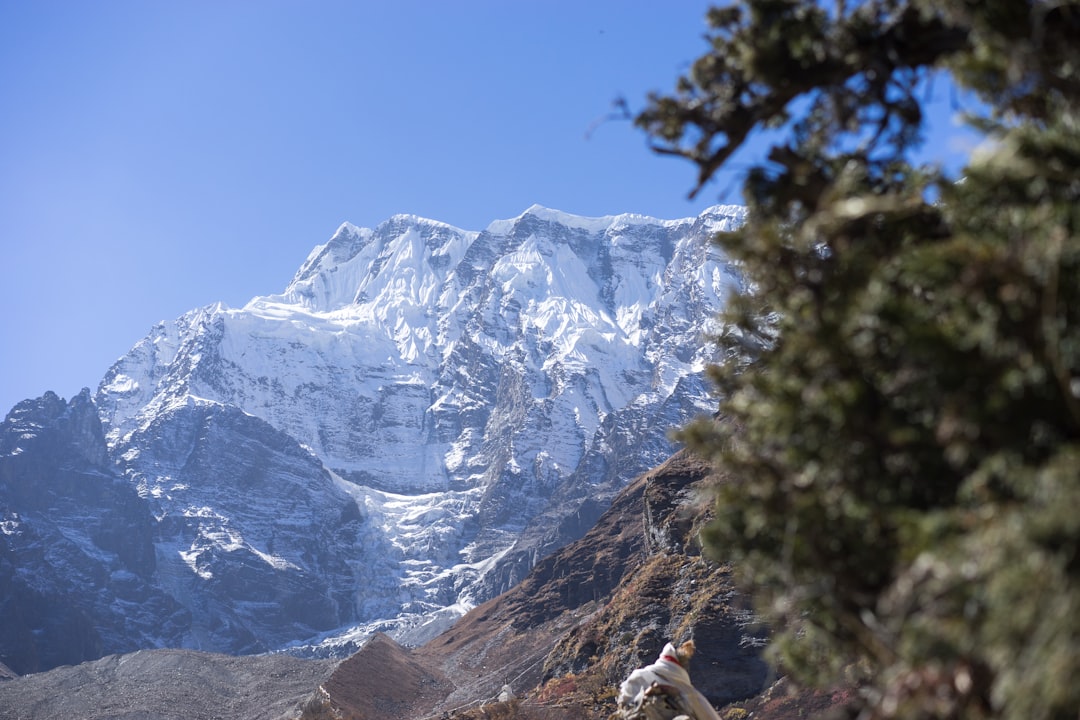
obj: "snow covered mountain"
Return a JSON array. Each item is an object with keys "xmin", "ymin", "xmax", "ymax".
[{"xmin": 1, "ymin": 204, "xmax": 744, "ymax": 671}]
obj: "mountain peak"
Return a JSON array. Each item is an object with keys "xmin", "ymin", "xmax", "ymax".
[
  {"xmin": 379, "ymin": 212, "xmax": 468, "ymax": 234},
  {"xmin": 333, "ymin": 220, "xmax": 364, "ymax": 237},
  {"xmin": 489, "ymin": 204, "xmax": 640, "ymax": 235},
  {"xmin": 23, "ymin": 202, "xmax": 753, "ymax": 666}
]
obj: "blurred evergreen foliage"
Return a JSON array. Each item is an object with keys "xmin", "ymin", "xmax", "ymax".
[{"xmin": 638, "ymin": 1, "xmax": 1080, "ymax": 717}]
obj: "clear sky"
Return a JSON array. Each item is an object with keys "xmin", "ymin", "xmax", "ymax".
[{"xmin": 0, "ymin": 1, "xmax": 980, "ymax": 415}]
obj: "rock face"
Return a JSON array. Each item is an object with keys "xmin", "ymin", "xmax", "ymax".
[
  {"xmin": 2, "ymin": 205, "xmax": 747, "ymax": 671},
  {"xmin": 0, "ymin": 390, "xmax": 377, "ymax": 673},
  {"xmin": 116, "ymin": 398, "xmax": 371, "ymax": 654},
  {"xmin": 0, "ymin": 391, "xmax": 188, "ymax": 674}
]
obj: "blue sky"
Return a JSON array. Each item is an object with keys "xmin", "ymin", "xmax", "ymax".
[{"xmin": 0, "ymin": 1, "xmax": 980, "ymax": 415}]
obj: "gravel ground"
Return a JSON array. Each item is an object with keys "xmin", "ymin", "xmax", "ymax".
[{"xmin": 0, "ymin": 649, "xmax": 337, "ymax": 720}]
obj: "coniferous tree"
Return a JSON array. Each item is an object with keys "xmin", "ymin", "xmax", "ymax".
[{"xmin": 638, "ymin": 2, "xmax": 1080, "ymax": 717}]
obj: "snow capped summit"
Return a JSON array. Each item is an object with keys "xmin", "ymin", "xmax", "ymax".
[
  {"xmin": 278, "ymin": 214, "xmax": 475, "ymax": 314},
  {"xmin": 8, "ymin": 204, "xmax": 745, "ymax": 665}
]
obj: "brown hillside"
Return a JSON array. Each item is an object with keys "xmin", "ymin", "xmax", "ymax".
[{"xmin": 319, "ymin": 632, "xmax": 453, "ymax": 719}]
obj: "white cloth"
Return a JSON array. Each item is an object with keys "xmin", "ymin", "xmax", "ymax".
[{"xmin": 617, "ymin": 643, "xmax": 721, "ymax": 720}]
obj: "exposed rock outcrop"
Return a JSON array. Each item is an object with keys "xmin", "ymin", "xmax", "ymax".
[{"xmin": 0, "ymin": 391, "xmax": 188, "ymax": 675}]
